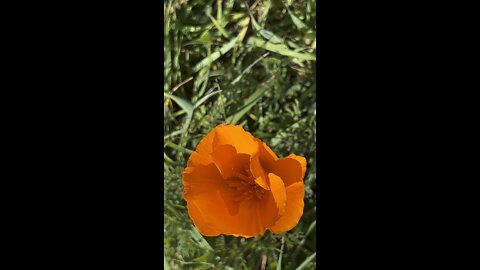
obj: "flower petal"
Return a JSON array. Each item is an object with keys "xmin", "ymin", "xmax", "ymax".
[
  {"xmin": 183, "ymin": 163, "xmax": 276, "ymax": 237},
  {"xmin": 194, "ymin": 126, "xmax": 216, "ymax": 156},
  {"xmin": 256, "ymin": 139, "xmax": 278, "ymax": 171},
  {"xmin": 255, "ymin": 140, "xmax": 307, "ymax": 187},
  {"xmin": 285, "ymin": 154, "xmax": 307, "ymax": 178},
  {"xmin": 266, "ymin": 173, "xmax": 287, "ymax": 217},
  {"xmin": 183, "ymin": 163, "xmax": 224, "ymax": 199},
  {"xmin": 269, "ymin": 181, "xmax": 305, "ymax": 233},
  {"xmin": 186, "ymin": 128, "xmax": 216, "ymax": 167},
  {"xmin": 271, "ymin": 157, "xmax": 305, "ymax": 187},
  {"xmin": 213, "ymin": 124, "xmax": 258, "ymax": 155},
  {"xmin": 187, "ymin": 151, "xmax": 213, "ymax": 167},
  {"xmin": 191, "ymin": 192, "xmax": 268, "ymax": 237},
  {"xmin": 187, "ymin": 200, "xmax": 221, "ymax": 236},
  {"xmin": 237, "ymin": 173, "xmax": 286, "ymax": 236},
  {"xmin": 183, "ymin": 161, "xmax": 242, "ymax": 217},
  {"xmin": 210, "ymin": 144, "xmax": 250, "ymax": 179},
  {"xmin": 250, "ymin": 152, "xmax": 270, "ymax": 190}
]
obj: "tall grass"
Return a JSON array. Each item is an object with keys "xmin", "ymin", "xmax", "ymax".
[{"xmin": 164, "ymin": 0, "xmax": 316, "ymax": 269}]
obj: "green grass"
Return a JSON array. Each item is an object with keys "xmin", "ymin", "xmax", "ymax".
[{"xmin": 164, "ymin": 0, "xmax": 316, "ymax": 269}]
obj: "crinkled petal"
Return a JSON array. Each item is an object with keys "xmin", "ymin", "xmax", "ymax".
[
  {"xmin": 234, "ymin": 173, "xmax": 286, "ymax": 236},
  {"xmin": 213, "ymin": 124, "xmax": 258, "ymax": 155},
  {"xmin": 187, "ymin": 151, "xmax": 213, "ymax": 167},
  {"xmin": 194, "ymin": 127, "xmax": 216, "ymax": 156},
  {"xmin": 266, "ymin": 173, "xmax": 287, "ymax": 217},
  {"xmin": 210, "ymin": 144, "xmax": 250, "ymax": 179},
  {"xmin": 271, "ymin": 157, "xmax": 305, "ymax": 187},
  {"xmin": 269, "ymin": 181, "xmax": 305, "ymax": 233},
  {"xmin": 183, "ymin": 163, "xmax": 276, "ymax": 237},
  {"xmin": 256, "ymin": 140, "xmax": 307, "ymax": 187},
  {"xmin": 250, "ymin": 152, "xmax": 270, "ymax": 190},
  {"xmin": 187, "ymin": 200, "xmax": 221, "ymax": 236},
  {"xmin": 256, "ymin": 139, "xmax": 278, "ymax": 171},
  {"xmin": 183, "ymin": 162, "xmax": 242, "ymax": 218},
  {"xmin": 192, "ymin": 192, "xmax": 268, "ymax": 237},
  {"xmin": 285, "ymin": 154, "xmax": 307, "ymax": 179},
  {"xmin": 186, "ymin": 128, "xmax": 216, "ymax": 167}
]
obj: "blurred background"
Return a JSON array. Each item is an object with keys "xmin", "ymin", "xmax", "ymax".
[{"xmin": 164, "ymin": 0, "xmax": 316, "ymax": 269}]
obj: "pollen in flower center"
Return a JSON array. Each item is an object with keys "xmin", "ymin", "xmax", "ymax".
[{"xmin": 226, "ymin": 169, "xmax": 265, "ymax": 200}]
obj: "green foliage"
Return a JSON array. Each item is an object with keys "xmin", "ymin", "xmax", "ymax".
[{"xmin": 164, "ymin": 0, "xmax": 316, "ymax": 269}]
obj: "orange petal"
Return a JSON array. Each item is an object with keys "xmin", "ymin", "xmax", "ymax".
[
  {"xmin": 271, "ymin": 157, "xmax": 305, "ymax": 187},
  {"xmin": 186, "ymin": 200, "xmax": 221, "ymax": 236},
  {"xmin": 186, "ymin": 127, "xmax": 216, "ymax": 167},
  {"xmin": 213, "ymin": 124, "xmax": 258, "ymax": 155},
  {"xmin": 183, "ymin": 163, "xmax": 274, "ymax": 237},
  {"xmin": 250, "ymin": 152, "xmax": 270, "ymax": 190},
  {"xmin": 187, "ymin": 151, "xmax": 213, "ymax": 167},
  {"xmin": 269, "ymin": 181, "xmax": 304, "ymax": 233},
  {"xmin": 210, "ymin": 144, "xmax": 250, "ymax": 179},
  {"xmin": 194, "ymin": 126, "xmax": 216, "ymax": 156},
  {"xmin": 285, "ymin": 154, "xmax": 307, "ymax": 179},
  {"xmin": 266, "ymin": 173, "xmax": 287, "ymax": 217},
  {"xmin": 242, "ymin": 173, "xmax": 287, "ymax": 236},
  {"xmin": 183, "ymin": 163, "xmax": 224, "ymax": 198},
  {"xmin": 256, "ymin": 139, "xmax": 278, "ymax": 172},
  {"xmin": 183, "ymin": 163, "xmax": 230, "ymax": 236},
  {"xmin": 190, "ymin": 192, "xmax": 268, "ymax": 237}
]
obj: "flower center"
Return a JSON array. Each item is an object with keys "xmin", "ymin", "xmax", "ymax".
[{"xmin": 226, "ymin": 169, "xmax": 265, "ymax": 200}]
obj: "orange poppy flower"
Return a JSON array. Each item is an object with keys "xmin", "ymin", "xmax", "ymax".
[{"xmin": 182, "ymin": 124, "xmax": 306, "ymax": 238}]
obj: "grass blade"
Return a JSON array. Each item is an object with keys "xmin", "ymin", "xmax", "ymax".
[
  {"xmin": 258, "ymin": 30, "xmax": 286, "ymax": 45},
  {"xmin": 231, "ymin": 52, "xmax": 269, "ymax": 85},
  {"xmin": 190, "ymin": 226, "xmax": 214, "ymax": 251},
  {"xmin": 276, "ymin": 236, "xmax": 285, "ymax": 270},
  {"xmin": 286, "ymin": 7, "xmax": 308, "ymax": 31},
  {"xmin": 295, "ymin": 252, "xmax": 316, "ymax": 270},
  {"xmin": 247, "ymin": 37, "xmax": 316, "ymax": 61},
  {"xmin": 164, "ymin": 254, "xmax": 171, "ymax": 270},
  {"xmin": 192, "ymin": 37, "xmax": 237, "ymax": 73},
  {"xmin": 208, "ymin": 14, "xmax": 230, "ymax": 38},
  {"xmin": 194, "ymin": 89, "xmax": 222, "ymax": 109},
  {"xmin": 245, "ymin": 2, "xmax": 285, "ymax": 45},
  {"xmin": 192, "ymin": 19, "xmax": 249, "ymax": 73},
  {"xmin": 164, "ymin": 141, "xmax": 193, "ymax": 154},
  {"xmin": 164, "ymin": 92, "xmax": 194, "ymax": 114},
  {"xmin": 225, "ymin": 85, "xmax": 267, "ymax": 124}
]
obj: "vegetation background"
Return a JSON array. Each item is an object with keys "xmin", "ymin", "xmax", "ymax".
[{"xmin": 164, "ymin": 0, "xmax": 316, "ymax": 269}]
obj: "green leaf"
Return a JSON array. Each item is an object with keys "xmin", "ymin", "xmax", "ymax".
[
  {"xmin": 164, "ymin": 92, "xmax": 194, "ymax": 115},
  {"xmin": 194, "ymin": 90, "xmax": 222, "ymax": 109},
  {"xmin": 246, "ymin": 5, "xmax": 286, "ymax": 45},
  {"xmin": 276, "ymin": 236, "xmax": 285, "ymax": 270},
  {"xmin": 225, "ymin": 86, "xmax": 267, "ymax": 124},
  {"xmin": 193, "ymin": 252, "xmax": 212, "ymax": 263},
  {"xmin": 192, "ymin": 36, "xmax": 236, "ymax": 73},
  {"xmin": 247, "ymin": 37, "xmax": 316, "ymax": 61},
  {"xmin": 208, "ymin": 14, "xmax": 230, "ymax": 38},
  {"xmin": 189, "ymin": 226, "xmax": 214, "ymax": 251},
  {"xmin": 295, "ymin": 252, "xmax": 316, "ymax": 270},
  {"xmin": 185, "ymin": 34, "xmax": 214, "ymax": 45},
  {"xmin": 164, "ymin": 254, "xmax": 171, "ymax": 270},
  {"xmin": 164, "ymin": 141, "xmax": 193, "ymax": 154},
  {"xmin": 192, "ymin": 21, "xmax": 248, "ymax": 73},
  {"xmin": 287, "ymin": 8, "xmax": 308, "ymax": 31},
  {"xmin": 258, "ymin": 30, "xmax": 286, "ymax": 45},
  {"xmin": 231, "ymin": 52, "xmax": 269, "ymax": 85},
  {"xmin": 164, "ymin": 153, "xmax": 175, "ymax": 165},
  {"xmin": 305, "ymin": 220, "xmax": 316, "ymax": 239}
]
